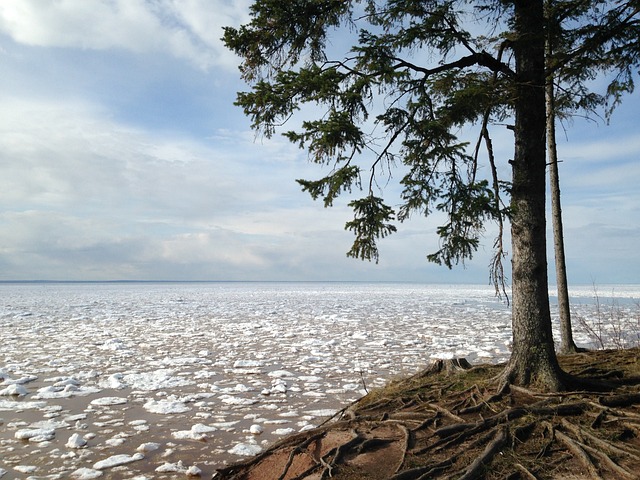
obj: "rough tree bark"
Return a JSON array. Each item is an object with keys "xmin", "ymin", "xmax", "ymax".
[{"xmin": 504, "ymin": 0, "xmax": 566, "ymax": 390}]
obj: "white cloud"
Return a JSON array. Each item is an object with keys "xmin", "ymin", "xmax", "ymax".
[
  {"xmin": 560, "ymin": 132, "xmax": 640, "ymax": 164},
  {"xmin": 0, "ymin": 96, "xmax": 378, "ymax": 280},
  {"xmin": 0, "ymin": 97, "xmax": 263, "ymax": 215},
  {"xmin": 0, "ymin": 0, "xmax": 250, "ymax": 70}
]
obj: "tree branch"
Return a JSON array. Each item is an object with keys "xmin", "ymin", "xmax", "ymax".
[{"xmin": 391, "ymin": 51, "xmax": 514, "ymax": 78}]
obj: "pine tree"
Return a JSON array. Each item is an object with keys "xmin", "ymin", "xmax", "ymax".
[{"xmin": 224, "ymin": 0, "xmax": 640, "ymax": 390}]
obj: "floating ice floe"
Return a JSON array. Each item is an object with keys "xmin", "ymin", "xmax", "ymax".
[
  {"xmin": 90, "ymin": 396, "xmax": 128, "ymax": 406},
  {"xmin": 228, "ymin": 443, "xmax": 262, "ymax": 456},
  {"xmin": 32, "ymin": 385, "xmax": 101, "ymax": 399},
  {"xmin": 30, "ymin": 419, "xmax": 69, "ymax": 430},
  {"xmin": 70, "ymin": 467, "xmax": 103, "ymax": 479},
  {"xmin": 268, "ymin": 370, "xmax": 295, "ymax": 378},
  {"xmin": 270, "ymin": 380, "xmax": 287, "ymax": 394},
  {"xmin": 15, "ymin": 428, "xmax": 55, "ymax": 442},
  {"xmin": 155, "ymin": 460, "xmax": 186, "ymax": 473},
  {"xmin": 0, "ymin": 281, "xmax": 532, "ymax": 477},
  {"xmin": 2, "ymin": 375, "xmax": 37, "ymax": 385},
  {"xmin": 0, "ymin": 399, "xmax": 47, "ymax": 411},
  {"xmin": 155, "ymin": 461, "xmax": 203, "ymax": 476},
  {"xmin": 249, "ymin": 424, "xmax": 264, "ymax": 435},
  {"xmin": 143, "ymin": 399, "xmax": 191, "ymax": 414},
  {"xmin": 53, "ymin": 377, "xmax": 81, "ymax": 387},
  {"xmin": 429, "ymin": 351, "xmax": 456, "ymax": 360},
  {"xmin": 93, "ymin": 453, "xmax": 144, "ymax": 470},
  {"xmin": 120, "ymin": 369, "xmax": 194, "ymax": 391},
  {"xmin": 66, "ymin": 433, "xmax": 88, "ymax": 449},
  {"xmin": 272, "ymin": 428, "xmax": 296, "ymax": 436},
  {"xmin": 99, "ymin": 373, "xmax": 125, "ymax": 389},
  {"xmin": 14, "ymin": 465, "xmax": 37, "ymax": 474},
  {"xmin": 172, "ymin": 423, "xmax": 218, "ymax": 441},
  {"xmin": 187, "ymin": 465, "xmax": 202, "ymax": 476},
  {"xmin": 137, "ymin": 442, "xmax": 161, "ymax": 452},
  {"xmin": 306, "ymin": 409, "xmax": 338, "ymax": 418},
  {"xmin": 105, "ymin": 438, "xmax": 126, "ymax": 447},
  {"xmin": 0, "ymin": 384, "xmax": 28, "ymax": 396},
  {"xmin": 99, "ymin": 338, "xmax": 127, "ymax": 351},
  {"xmin": 220, "ymin": 395, "xmax": 258, "ymax": 406}
]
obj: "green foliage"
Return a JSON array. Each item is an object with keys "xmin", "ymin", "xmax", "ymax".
[
  {"xmin": 224, "ymin": 0, "xmax": 639, "ymax": 270},
  {"xmin": 345, "ymin": 196, "xmax": 397, "ymax": 263},
  {"xmin": 428, "ymin": 180, "xmax": 497, "ymax": 268},
  {"xmin": 546, "ymin": 0, "xmax": 640, "ymax": 121},
  {"xmin": 297, "ymin": 165, "xmax": 362, "ymax": 207},
  {"xmin": 223, "ymin": 1, "xmax": 352, "ymax": 81}
]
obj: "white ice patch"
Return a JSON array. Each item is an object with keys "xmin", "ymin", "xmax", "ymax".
[
  {"xmin": 15, "ymin": 428, "xmax": 55, "ymax": 442},
  {"xmin": 269, "ymin": 370, "xmax": 295, "ymax": 378},
  {"xmin": 220, "ymin": 395, "xmax": 258, "ymax": 406},
  {"xmin": 32, "ymin": 385, "xmax": 101, "ymax": 399},
  {"xmin": 99, "ymin": 338, "xmax": 127, "ymax": 351},
  {"xmin": 305, "ymin": 409, "xmax": 337, "ymax": 418},
  {"xmin": 99, "ymin": 373, "xmax": 126, "ymax": 389},
  {"xmin": 233, "ymin": 360, "xmax": 264, "ymax": 368},
  {"xmin": 70, "ymin": 467, "xmax": 103, "ymax": 479},
  {"xmin": 187, "ymin": 465, "xmax": 202, "ymax": 476},
  {"xmin": 137, "ymin": 442, "xmax": 161, "ymax": 452},
  {"xmin": 93, "ymin": 453, "xmax": 144, "ymax": 470},
  {"xmin": 121, "ymin": 369, "xmax": 194, "ymax": 391},
  {"xmin": 0, "ymin": 399, "xmax": 46, "ymax": 411},
  {"xmin": 249, "ymin": 424, "xmax": 264, "ymax": 435},
  {"xmin": 53, "ymin": 377, "xmax": 81, "ymax": 387},
  {"xmin": 228, "ymin": 443, "xmax": 263, "ymax": 456},
  {"xmin": 105, "ymin": 438, "xmax": 125, "ymax": 447},
  {"xmin": 99, "ymin": 369, "xmax": 195, "ymax": 392},
  {"xmin": 1, "ymin": 375, "xmax": 38, "ymax": 385},
  {"xmin": 0, "ymin": 282, "xmax": 527, "ymax": 477},
  {"xmin": 30, "ymin": 419, "xmax": 69, "ymax": 430},
  {"xmin": 14, "ymin": 465, "xmax": 37, "ymax": 474},
  {"xmin": 66, "ymin": 433, "xmax": 88, "ymax": 449},
  {"xmin": 172, "ymin": 423, "xmax": 218, "ymax": 441},
  {"xmin": 90, "ymin": 397, "xmax": 128, "ymax": 406},
  {"xmin": 429, "ymin": 351, "xmax": 456, "ymax": 359},
  {"xmin": 0, "ymin": 384, "xmax": 28, "ymax": 396},
  {"xmin": 143, "ymin": 399, "xmax": 191, "ymax": 414},
  {"xmin": 155, "ymin": 460, "xmax": 187, "ymax": 473}
]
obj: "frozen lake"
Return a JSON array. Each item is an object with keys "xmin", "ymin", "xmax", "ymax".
[{"xmin": 0, "ymin": 282, "xmax": 638, "ymax": 479}]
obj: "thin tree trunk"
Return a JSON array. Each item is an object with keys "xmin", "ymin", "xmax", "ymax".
[
  {"xmin": 503, "ymin": 0, "xmax": 566, "ymax": 390},
  {"xmin": 546, "ymin": 69, "xmax": 578, "ymax": 354},
  {"xmin": 545, "ymin": 0, "xmax": 579, "ymax": 355}
]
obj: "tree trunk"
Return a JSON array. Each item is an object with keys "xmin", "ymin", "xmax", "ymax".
[
  {"xmin": 546, "ymin": 67, "xmax": 579, "ymax": 355},
  {"xmin": 503, "ymin": 0, "xmax": 566, "ymax": 390}
]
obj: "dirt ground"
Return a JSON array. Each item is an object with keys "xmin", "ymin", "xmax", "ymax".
[{"xmin": 213, "ymin": 348, "xmax": 640, "ymax": 479}]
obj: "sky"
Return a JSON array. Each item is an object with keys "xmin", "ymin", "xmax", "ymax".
[{"xmin": 0, "ymin": 1, "xmax": 638, "ymax": 284}]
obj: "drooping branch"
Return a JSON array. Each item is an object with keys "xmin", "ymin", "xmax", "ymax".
[{"xmin": 389, "ymin": 51, "xmax": 514, "ymax": 78}]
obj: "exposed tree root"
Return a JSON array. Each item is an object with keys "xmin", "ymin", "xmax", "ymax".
[
  {"xmin": 554, "ymin": 429, "xmax": 604, "ymax": 479},
  {"xmin": 456, "ymin": 426, "xmax": 509, "ymax": 480},
  {"xmin": 213, "ymin": 348, "xmax": 640, "ymax": 480},
  {"xmin": 514, "ymin": 462, "xmax": 539, "ymax": 480}
]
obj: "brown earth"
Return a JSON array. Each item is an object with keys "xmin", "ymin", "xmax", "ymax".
[{"xmin": 213, "ymin": 348, "xmax": 640, "ymax": 480}]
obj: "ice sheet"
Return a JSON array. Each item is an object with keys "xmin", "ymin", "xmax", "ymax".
[{"xmin": 1, "ymin": 281, "xmax": 634, "ymax": 478}]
